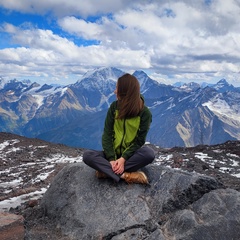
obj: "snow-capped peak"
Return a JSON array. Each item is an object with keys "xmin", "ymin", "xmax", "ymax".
[
  {"xmin": 78, "ymin": 67, "xmax": 124, "ymax": 83},
  {"xmin": 213, "ymin": 79, "xmax": 236, "ymax": 93}
]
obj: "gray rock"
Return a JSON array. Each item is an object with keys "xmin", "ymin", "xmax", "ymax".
[
  {"xmin": 162, "ymin": 188, "xmax": 240, "ymax": 240},
  {"xmin": 40, "ymin": 163, "xmax": 240, "ymax": 239}
]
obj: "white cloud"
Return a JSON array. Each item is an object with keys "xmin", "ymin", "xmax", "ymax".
[
  {"xmin": 58, "ymin": 17, "xmax": 104, "ymax": 40},
  {"xmin": 0, "ymin": 0, "xmax": 240, "ymax": 86},
  {"xmin": 0, "ymin": 23, "xmax": 151, "ymax": 84},
  {"xmin": 0, "ymin": 0, "xmax": 132, "ymax": 17}
]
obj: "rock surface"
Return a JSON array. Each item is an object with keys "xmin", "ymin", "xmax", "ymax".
[
  {"xmin": 1, "ymin": 133, "xmax": 240, "ymax": 239},
  {"xmin": 0, "ymin": 212, "xmax": 25, "ymax": 240},
  {"xmin": 32, "ymin": 162, "xmax": 240, "ymax": 239},
  {"xmin": 162, "ymin": 188, "xmax": 240, "ymax": 239}
]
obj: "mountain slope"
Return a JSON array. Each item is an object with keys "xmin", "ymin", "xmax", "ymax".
[
  {"xmin": 0, "ymin": 67, "xmax": 240, "ymax": 149},
  {"xmin": 149, "ymin": 86, "xmax": 240, "ymax": 147}
]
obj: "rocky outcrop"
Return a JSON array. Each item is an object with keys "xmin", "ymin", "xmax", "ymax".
[
  {"xmin": 161, "ymin": 188, "xmax": 240, "ymax": 239},
  {"xmin": 35, "ymin": 162, "xmax": 240, "ymax": 239}
]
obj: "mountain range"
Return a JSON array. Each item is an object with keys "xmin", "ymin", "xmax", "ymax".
[{"xmin": 0, "ymin": 67, "xmax": 240, "ymax": 149}]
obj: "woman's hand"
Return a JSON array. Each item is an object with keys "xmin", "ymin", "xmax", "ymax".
[{"xmin": 110, "ymin": 157, "xmax": 125, "ymax": 175}]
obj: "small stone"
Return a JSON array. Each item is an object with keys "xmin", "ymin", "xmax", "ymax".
[
  {"xmin": 28, "ymin": 199, "xmax": 38, "ymax": 208},
  {"xmin": 202, "ymin": 164, "xmax": 209, "ymax": 170}
]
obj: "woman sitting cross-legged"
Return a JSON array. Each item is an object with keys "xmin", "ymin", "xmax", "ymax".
[{"xmin": 83, "ymin": 73, "xmax": 155, "ymax": 184}]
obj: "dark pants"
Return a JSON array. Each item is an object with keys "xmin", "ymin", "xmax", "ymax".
[{"xmin": 83, "ymin": 146, "xmax": 155, "ymax": 182}]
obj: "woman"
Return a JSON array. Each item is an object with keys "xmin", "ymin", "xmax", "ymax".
[{"xmin": 83, "ymin": 73, "xmax": 155, "ymax": 184}]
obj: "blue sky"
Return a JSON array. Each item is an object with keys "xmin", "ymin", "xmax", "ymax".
[{"xmin": 0, "ymin": 0, "xmax": 240, "ymax": 86}]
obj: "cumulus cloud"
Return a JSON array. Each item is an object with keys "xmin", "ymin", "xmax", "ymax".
[
  {"xmin": 0, "ymin": 23, "xmax": 151, "ymax": 83},
  {"xmin": 58, "ymin": 17, "xmax": 104, "ymax": 40},
  {"xmin": 0, "ymin": 0, "xmax": 133, "ymax": 17},
  {"xmin": 0, "ymin": 0, "xmax": 239, "ymax": 85}
]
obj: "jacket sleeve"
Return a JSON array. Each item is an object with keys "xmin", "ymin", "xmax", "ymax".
[
  {"xmin": 102, "ymin": 102, "xmax": 116, "ymax": 161},
  {"xmin": 122, "ymin": 106, "xmax": 152, "ymax": 160}
]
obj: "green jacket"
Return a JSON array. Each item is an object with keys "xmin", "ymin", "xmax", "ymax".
[{"xmin": 102, "ymin": 97, "xmax": 152, "ymax": 161}]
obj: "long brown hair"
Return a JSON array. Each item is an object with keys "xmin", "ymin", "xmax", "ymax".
[{"xmin": 116, "ymin": 73, "xmax": 142, "ymax": 119}]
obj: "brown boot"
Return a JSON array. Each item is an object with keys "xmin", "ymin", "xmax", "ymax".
[
  {"xmin": 95, "ymin": 171, "xmax": 108, "ymax": 179},
  {"xmin": 123, "ymin": 171, "xmax": 149, "ymax": 184}
]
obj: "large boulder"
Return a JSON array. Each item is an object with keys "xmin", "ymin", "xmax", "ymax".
[
  {"xmin": 40, "ymin": 163, "xmax": 240, "ymax": 239},
  {"xmin": 161, "ymin": 188, "xmax": 240, "ymax": 240}
]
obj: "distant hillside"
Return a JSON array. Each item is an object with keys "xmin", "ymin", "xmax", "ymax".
[{"xmin": 0, "ymin": 67, "xmax": 240, "ymax": 149}]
